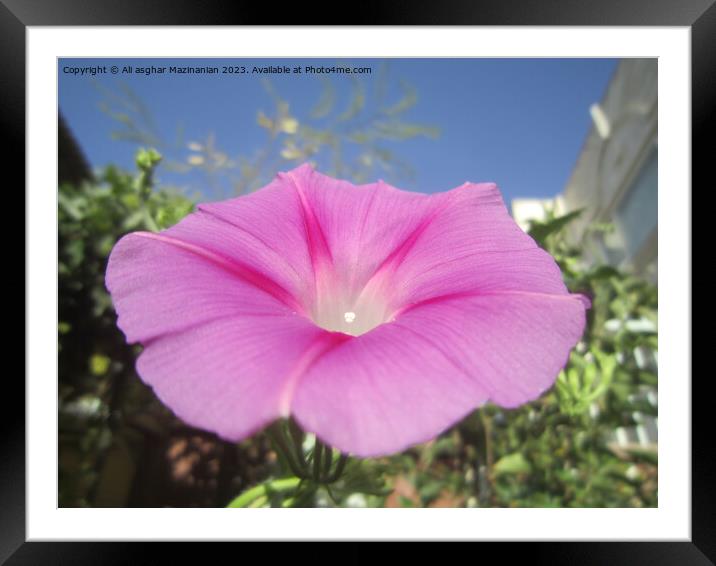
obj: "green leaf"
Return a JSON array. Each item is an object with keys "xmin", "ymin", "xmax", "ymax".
[
  {"xmin": 493, "ymin": 453, "xmax": 532, "ymax": 476},
  {"xmin": 382, "ymin": 80, "xmax": 418, "ymax": 115},
  {"xmin": 89, "ymin": 354, "xmax": 111, "ymax": 376},
  {"xmin": 310, "ymin": 77, "xmax": 335, "ymax": 119},
  {"xmin": 528, "ymin": 209, "xmax": 584, "ymax": 245},
  {"xmin": 226, "ymin": 477, "xmax": 301, "ymax": 508},
  {"xmin": 58, "ymin": 191, "xmax": 85, "ymax": 221},
  {"xmin": 337, "ymin": 78, "xmax": 365, "ymax": 122},
  {"xmin": 121, "ymin": 209, "xmax": 145, "ymax": 230},
  {"xmin": 135, "ymin": 147, "xmax": 162, "ymax": 170}
]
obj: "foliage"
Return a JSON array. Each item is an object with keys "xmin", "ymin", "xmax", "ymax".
[
  {"xmin": 59, "ymin": 150, "xmax": 657, "ymax": 509},
  {"xmin": 473, "ymin": 210, "xmax": 658, "ymax": 508},
  {"xmin": 58, "ymin": 150, "xmax": 195, "ymax": 506}
]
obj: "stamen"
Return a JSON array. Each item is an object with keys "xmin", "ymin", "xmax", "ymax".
[{"xmin": 312, "ymin": 295, "xmax": 390, "ymax": 337}]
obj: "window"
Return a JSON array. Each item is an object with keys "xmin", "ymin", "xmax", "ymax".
[{"xmin": 614, "ymin": 146, "xmax": 658, "ymax": 260}]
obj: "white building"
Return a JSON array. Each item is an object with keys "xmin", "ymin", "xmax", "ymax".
[{"xmin": 513, "ymin": 59, "xmax": 658, "ymax": 282}]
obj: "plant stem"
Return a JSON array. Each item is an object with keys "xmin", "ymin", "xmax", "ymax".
[
  {"xmin": 288, "ymin": 418, "xmax": 307, "ymax": 469},
  {"xmin": 268, "ymin": 422, "xmax": 306, "ymax": 479},
  {"xmin": 312, "ymin": 439, "xmax": 323, "ymax": 481},
  {"xmin": 479, "ymin": 412, "xmax": 494, "ymax": 505},
  {"xmin": 480, "ymin": 411, "xmax": 494, "ymax": 472},
  {"xmin": 322, "ymin": 445, "xmax": 333, "ymax": 480},
  {"xmin": 327, "ymin": 454, "xmax": 348, "ymax": 484}
]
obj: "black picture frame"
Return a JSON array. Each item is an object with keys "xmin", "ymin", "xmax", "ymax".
[{"xmin": 6, "ymin": 0, "xmax": 708, "ymax": 562}]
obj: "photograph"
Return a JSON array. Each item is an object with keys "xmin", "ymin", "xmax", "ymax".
[{"xmin": 57, "ymin": 56, "xmax": 658, "ymax": 510}]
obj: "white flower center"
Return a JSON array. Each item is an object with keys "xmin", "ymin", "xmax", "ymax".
[{"xmin": 312, "ymin": 292, "xmax": 391, "ymax": 337}]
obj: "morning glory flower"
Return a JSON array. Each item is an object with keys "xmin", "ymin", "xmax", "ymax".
[{"xmin": 106, "ymin": 163, "xmax": 588, "ymax": 457}]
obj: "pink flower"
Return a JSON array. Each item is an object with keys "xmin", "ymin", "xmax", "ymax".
[{"xmin": 106, "ymin": 164, "xmax": 588, "ymax": 457}]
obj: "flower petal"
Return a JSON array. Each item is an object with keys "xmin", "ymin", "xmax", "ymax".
[
  {"xmin": 277, "ymin": 166, "xmax": 570, "ymax": 316},
  {"xmin": 383, "ymin": 182, "xmax": 572, "ymax": 310},
  {"xmin": 106, "ymin": 164, "xmax": 589, "ymax": 456},
  {"xmin": 106, "ymin": 230, "xmax": 299, "ymax": 343},
  {"xmin": 173, "ymin": 188, "xmax": 319, "ymax": 311},
  {"xmin": 281, "ymin": 164, "xmax": 438, "ymax": 298},
  {"xmin": 136, "ymin": 314, "xmax": 337, "ymax": 441},
  {"xmin": 106, "ymin": 217, "xmax": 348, "ymax": 441},
  {"xmin": 291, "ymin": 291, "xmax": 586, "ymax": 457}
]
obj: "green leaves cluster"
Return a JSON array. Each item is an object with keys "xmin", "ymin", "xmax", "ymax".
[
  {"xmin": 468, "ymin": 209, "xmax": 658, "ymax": 508},
  {"xmin": 58, "ymin": 150, "xmax": 195, "ymax": 507}
]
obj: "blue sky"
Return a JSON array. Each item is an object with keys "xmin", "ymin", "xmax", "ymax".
[{"xmin": 59, "ymin": 58, "xmax": 617, "ymax": 205}]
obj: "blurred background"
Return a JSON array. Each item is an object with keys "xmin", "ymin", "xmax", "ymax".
[{"xmin": 58, "ymin": 58, "xmax": 657, "ymax": 508}]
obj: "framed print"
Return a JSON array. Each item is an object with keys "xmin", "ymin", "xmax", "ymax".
[{"xmin": 6, "ymin": 0, "xmax": 709, "ymax": 562}]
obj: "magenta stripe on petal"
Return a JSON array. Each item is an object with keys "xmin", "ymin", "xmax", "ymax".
[
  {"xmin": 135, "ymin": 231, "xmax": 302, "ymax": 312},
  {"xmin": 279, "ymin": 170, "xmax": 334, "ymax": 272}
]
